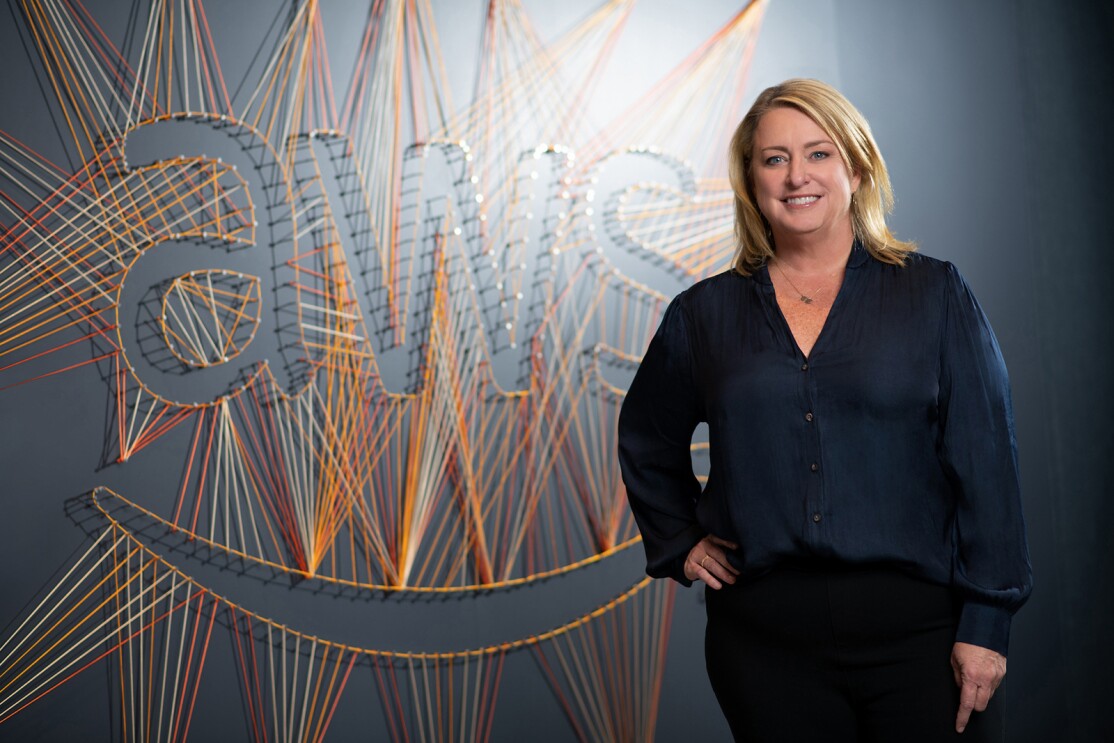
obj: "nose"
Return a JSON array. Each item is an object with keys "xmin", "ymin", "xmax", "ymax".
[{"xmin": 787, "ymin": 157, "xmax": 810, "ymax": 188}]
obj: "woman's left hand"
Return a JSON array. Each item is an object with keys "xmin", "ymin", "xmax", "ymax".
[
  {"xmin": 683, "ymin": 535, "xmax": 740, "ymax": 589},
  {"xmin": 951, "ymin": 641, "xmax": 1007, "ymax": 733}
]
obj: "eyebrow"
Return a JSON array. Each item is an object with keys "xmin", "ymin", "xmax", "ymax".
[{"xmin": 760, "ymin": 140, "xmax": 835, "ymax": 152}]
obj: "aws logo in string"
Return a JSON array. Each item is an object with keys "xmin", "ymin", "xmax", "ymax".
[{"xmin": 89, "ymin": 111, "xmax": 675, "ymax": 591}]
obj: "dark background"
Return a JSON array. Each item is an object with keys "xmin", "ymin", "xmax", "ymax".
[{"xmin": 1, "ymin": 1, "xmax": 1111, "ymax": 740}]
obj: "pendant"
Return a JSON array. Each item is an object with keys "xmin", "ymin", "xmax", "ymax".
[{"xmin": 799, "ymin": 295, "xmax": 813, "ymax": 304}]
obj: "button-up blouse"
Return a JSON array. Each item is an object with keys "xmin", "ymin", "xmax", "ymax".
[{"xmin": 617, "ymin": 243, "xmax": 1032, "ymax": 655}]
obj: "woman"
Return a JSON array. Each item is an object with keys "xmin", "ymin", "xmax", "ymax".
[{"xmin": 617, "ymin": 79, "xmax": 1031, "ymax": 742}]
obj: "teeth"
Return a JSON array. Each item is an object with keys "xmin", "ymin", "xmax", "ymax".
[{"xmin": 786, "ymin": 196, "xmax": 819, "ymax": 205}]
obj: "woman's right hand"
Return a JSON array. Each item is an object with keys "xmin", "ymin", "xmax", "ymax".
[{"xmin": 684, "ymin": 535, "xmax": 740, "ymax": 589}]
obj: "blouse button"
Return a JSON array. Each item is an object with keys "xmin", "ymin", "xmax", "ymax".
[
  {"xmin": 810, "ymin": 463, "xmax": 819, "ymax": 472},
  {"xmin": 812, "ymin": 513, "xmax": 822, "ymax": 523},
  {"xmin": 801, "ymin": 363, "xmax": 809, "ymax": 371},
  {"xmin": 804, "ymin": 412, "xmax": 814, "ymax": 422}
]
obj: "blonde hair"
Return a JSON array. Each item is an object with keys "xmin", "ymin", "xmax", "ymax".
[{"xmin": 728, "ymin": 78, "xmax": 915, "ymax": 275}]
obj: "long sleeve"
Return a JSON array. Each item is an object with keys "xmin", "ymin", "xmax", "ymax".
[
  {"xmin": 618, "ymin": 296, "xmax": 705, "ymax": 584},
  {"xmin": 937, "ymin": 263, "xmax": 1033, "ymax": 655},
  {"xmin": 616, "ymin": 253, "xmax": 1033, "ymax": 647}
]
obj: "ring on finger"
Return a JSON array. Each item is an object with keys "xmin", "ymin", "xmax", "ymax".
[{"xmin": 700, "ymin": 556, "xmax": 709, "ymax": 569}]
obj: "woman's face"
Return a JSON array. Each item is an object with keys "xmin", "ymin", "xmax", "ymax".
[{"xmin": 750, "ymin": 106, "xmax": 860, "ymax": 247}]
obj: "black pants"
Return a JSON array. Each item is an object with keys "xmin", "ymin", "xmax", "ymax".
[{"xmin": 704, "ymin": 564, "xmax": 1004, "ymax": 742}]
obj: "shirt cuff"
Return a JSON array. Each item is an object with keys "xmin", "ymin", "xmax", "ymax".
[
  {"xmin": 956, "ymin": 600, "xmax": 1013, "ymax": 656},
  {"xmin": 668, "ymin": 554, "xmax": 693, "ymax": 587},
  {"xmin": 644, "ymin": 524, "xmax": 705, "ymax": 587}
]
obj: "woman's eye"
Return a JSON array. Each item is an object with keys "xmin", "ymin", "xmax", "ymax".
[
  {"xmin": 810, "ymin": 151, "xmax": 830, "ymax": 160},
  {"xmin": 765, "ymin": 155, "xmax": 785, "ymax": 165}
]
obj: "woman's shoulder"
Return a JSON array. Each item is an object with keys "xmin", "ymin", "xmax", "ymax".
[
  {"xmin": 882, "ymin": 250, "xmax": 965, "ymax": 289},
  {"xmin": 875, "ymin": 252, "xmax": 984, "ymax": 321},
  {"xmin": 673, "ymin": 268, "xmax": 749, "ymax": 310},
  {"xmin": 902, "ymin": 250, "xmax": 950, "ymax": 268}
]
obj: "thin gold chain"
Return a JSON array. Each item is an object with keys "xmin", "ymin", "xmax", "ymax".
[{"xmin": 771, "ymin": 261, "xmax": 826, "ymax": 305}]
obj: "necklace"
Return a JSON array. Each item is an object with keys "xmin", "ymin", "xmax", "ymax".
[{"xmin": 771, "ymin": 261, "xmax": 824, "ymax": 305}]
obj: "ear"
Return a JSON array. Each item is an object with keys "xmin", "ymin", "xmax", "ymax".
[{"xmin": 850, "ymin": 170, "xmax": 862, "ymax": 193}]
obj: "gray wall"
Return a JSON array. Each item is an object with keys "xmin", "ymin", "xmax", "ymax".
[{"xmin": 0, "ymin": 1, "xmax": 1110, "ymax": 740}]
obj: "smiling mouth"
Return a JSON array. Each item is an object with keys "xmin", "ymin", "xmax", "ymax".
[{"xmin": 784, "ymin": 196, "xmax": 820, "ymax": 205}]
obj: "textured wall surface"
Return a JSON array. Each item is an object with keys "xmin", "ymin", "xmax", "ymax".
[{"xmin": 0, "ymin": 1, "xmax": 1110, "ymax": 741}]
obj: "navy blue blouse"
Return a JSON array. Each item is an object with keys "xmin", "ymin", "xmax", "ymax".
[{"xmin": 617, "ymin": 243, "xmax": 1032, "ymax": 655}]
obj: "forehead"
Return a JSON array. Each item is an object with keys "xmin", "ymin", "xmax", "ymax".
[{"xmin": 753, "ymin": 106, "xmax": 832, "ymax": 147}]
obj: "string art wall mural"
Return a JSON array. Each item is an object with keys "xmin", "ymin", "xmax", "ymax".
[{"xmin": 0, "ymin": 0, "xmax": 767, "ymax": 739}]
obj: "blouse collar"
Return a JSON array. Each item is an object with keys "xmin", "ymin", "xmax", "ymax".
[{"xmin": 755, "ymin": 239, "xmax": 869, "ymax": 285}]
